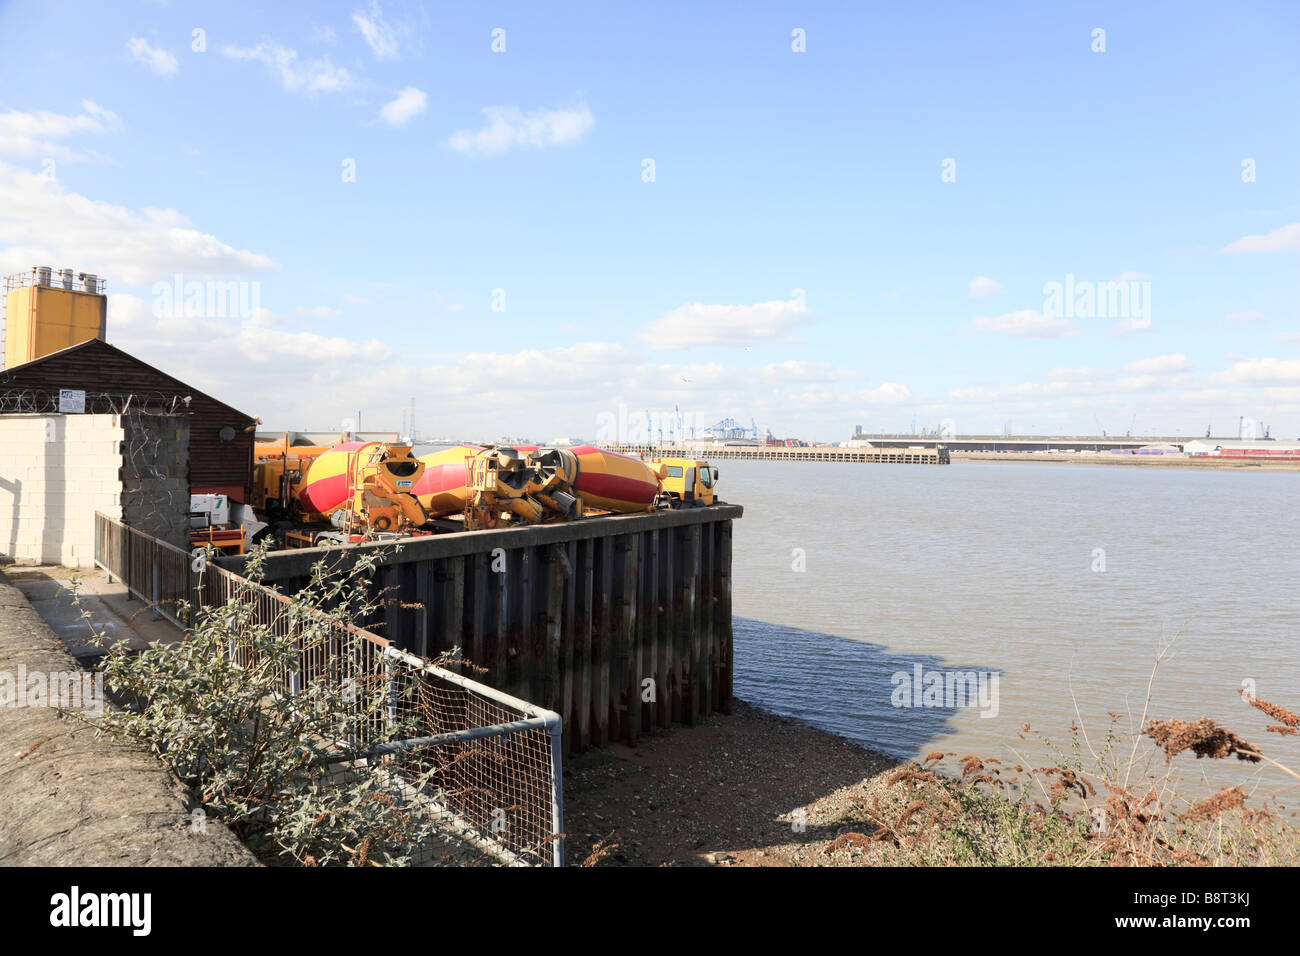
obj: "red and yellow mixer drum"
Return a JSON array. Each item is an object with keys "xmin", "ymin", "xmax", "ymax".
[
  {"xmin": 567, "ymin": 445, "xmax": 659, "ymax": 513},
  {"xmin": 294, "ymin": 441, "xmax": 368, "ymax": 519},
  {"xmin": 412, "ymin": 444, "xmax": 484, "ymax": 517}
]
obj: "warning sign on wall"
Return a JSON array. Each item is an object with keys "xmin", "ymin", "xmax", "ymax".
[{"xmin": 58, "ymin": 389, "xmax": 86, "ymax": 413}]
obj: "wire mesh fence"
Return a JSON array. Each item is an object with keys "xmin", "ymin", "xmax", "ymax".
[{"xmin": 93, "ymin": 511, "xmax": 564, "ymax": 866}]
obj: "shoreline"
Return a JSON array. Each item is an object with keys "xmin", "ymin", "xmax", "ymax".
[
  {"xmin": 562, "ymin": 697, "xmax": 907, "ymax": 866},
  {"xmin": 562, "ymin": 696, "xmax": 1299, "ymax": 867},
  {"xmin": 953, "ymin": 451, "xmax": 1300, "ymax": 470}
]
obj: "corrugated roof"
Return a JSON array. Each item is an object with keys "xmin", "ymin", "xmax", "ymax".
[{"xmin": 0, "ymin": 337, "xmax": 256, "ymax": 424}]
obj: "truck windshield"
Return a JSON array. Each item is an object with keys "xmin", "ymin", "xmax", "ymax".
[
  {"xmin": 700, "ymin": 467, "xmax": 711, "ymax": 487},
  {"xmin": 666, "ymin": 466, "xmax": 683, "ymax": 477}
]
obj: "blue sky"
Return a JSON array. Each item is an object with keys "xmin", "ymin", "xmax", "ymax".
[{"xmin": 0, "ymin": 0, "xmax": 1297, "ymax": 440}]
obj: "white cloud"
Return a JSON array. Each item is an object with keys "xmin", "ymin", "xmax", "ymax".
[
  {"xmin": 312, "ymin": 25, "xmax": 337, "ymax": 45},
  {"xmin": 639, "ymin": 296, "xmax": 809, "ymax": 350},
  {"xmin": 1124, "ymin": 354, "xmax": 1191, "ymax": 374},
  {"xmin": 968, "ymin": 276, "xmax": 1004, "ymax": 297},
  {"xmin": 221, "ymin": 42, "xmax": 354, "ymax": 95},
  {"xmin": 433, "ymin": 292, "xmax": 464, "ymax": 313},
  {"xmin": 1221, "ymin": 223, "xmax": 1300, "ymax": 254},
  {"xmin": 294, "ymin": 305, "xmax": 341, "ymax": 320},
  {"xmin": 0, "ymin": 101, "xmax": 118, "ymax": 163},
  {"xmin": 948, "ymin": 365, "xmax": 1179, "ymax": 404},
  {"xmin": 353, "ymin": 1, "xmax": 403, "ymax": 60},
  {"xmin": 238, "ymin": 324, "xmax": 391, "ymax": 363},
  {"xmin": 972, "ymin": 309, "xmax": 1077, "ymax": 338},
  {"xmin": 1044, "ymin": 366, "xmax": 1113, "ymax": 382},
  {"xmin": 80, "ymin": 101, "xmax": 118, "ymax": 125},
  {"xmin": 1226, "ymin": 311, "xmax": 1267, "ymax": 325},
  {"xmin": 1114, "ymin": 317, "xmax": 1152, "ymax": 333},
  {"xmin": 446, "ymin": 104, "xmax": 595, "ymax": 155},
  {"xmin": 856, "ymin": 383, "xmax": 912, "ymax": 404},
  {"xmin": 378, "ymin": 87, "xmax": 427, "ymax": 127},
  {"xmin": 760, "ymin": 361, "xmax": 862, "ymax": 383},
  {"xmin": 1272, "ymin": 332, "xmax": 1300, "ymax": 345},
  {"xmin": 125, "ymin": 37, "xmax": 178, "ymax": 76},
  {"xmin": 102, "ymin": 294, "xmax": 392, "ymax": 427},
  {"xmin": 1208, "ymin": 357, "xmax": 1300, "ymax": 386},
  {"xmin": 0, "ymin": 161, "xmax": 278, "ymax": 285}
]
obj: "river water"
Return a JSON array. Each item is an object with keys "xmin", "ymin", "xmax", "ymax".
[{"xmin": 723, "ymin": 458, "xmax": 1300, "ymax": 797}]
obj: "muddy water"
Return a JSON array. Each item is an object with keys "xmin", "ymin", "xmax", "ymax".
[{"xmin": 724, "ymin": 458, "xmax": 1300, "ymax": 796}]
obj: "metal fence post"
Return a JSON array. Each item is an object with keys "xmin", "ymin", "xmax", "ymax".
[
  {"xmin": 124, "ymin": 526, "xmax": 132, "ymax": 600},
  {"xmin": 150, "ymin": 541, "xmax": 161, "ymax": 621},
  {"xmin": 385, "ymin": 654, "xmax": 397, "ymax": 735},
  {"xmin": 547, "ymin": 713, "xmax": 565, "ymax": 868}
]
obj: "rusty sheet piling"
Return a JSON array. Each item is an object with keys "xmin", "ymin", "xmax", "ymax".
[{"xmin": 220, "ymin": 504, "xmax": 742, "ymax": 755}]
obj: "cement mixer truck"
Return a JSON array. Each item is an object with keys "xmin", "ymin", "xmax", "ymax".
[
  {"xmin": 251, "ymin": 436, "xmax": 718, "ymax": 544},
  {"xmin": 252, "ymin": 437, "xmax": 430, "ymax": 545}
]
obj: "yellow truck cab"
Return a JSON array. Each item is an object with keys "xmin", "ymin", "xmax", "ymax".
[{"xmin": 650, "ymin": 458, "xmax": 718, "ymax": 508}]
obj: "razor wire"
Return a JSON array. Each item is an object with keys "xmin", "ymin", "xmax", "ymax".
[{"xmin": 0, "ymin": 387, "xmax": 191, "ymax": 416}]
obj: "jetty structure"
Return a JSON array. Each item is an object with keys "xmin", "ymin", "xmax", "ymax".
[
  {"xmin": 613, "ymin": 442, "xmax": 950, "ymax": 464},
  {"xmin": 0, "ymin": 266, "xmax": 742, "ymax": 748}
]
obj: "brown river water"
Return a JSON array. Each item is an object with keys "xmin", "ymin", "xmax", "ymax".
[{"xmin": 722, "ymin": 458, "xmax": 1300, "ymax": 799}]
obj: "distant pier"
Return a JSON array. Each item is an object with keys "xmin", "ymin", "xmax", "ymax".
[{"xmin": 610, "ymin": 444, "xmax": 950, "ymax": 465}]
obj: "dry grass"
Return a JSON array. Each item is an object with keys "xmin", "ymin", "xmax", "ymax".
[{"xmin": 820, "ymin": 652, "xmax": 1300, "ymax": 867}]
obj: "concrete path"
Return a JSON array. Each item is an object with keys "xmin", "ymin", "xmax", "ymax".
[
  {"xmin": 0, "ymin": 568, "xmax": 257, "ymax": 865},
  {"xmin": 2, "ymin": 566, "xmax": 182, "ymax": 660}
]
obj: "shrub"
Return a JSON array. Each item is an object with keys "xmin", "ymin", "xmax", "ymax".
[{"xmin": 87, "ymin": 543, "xmax": 451, "ymax": 866}]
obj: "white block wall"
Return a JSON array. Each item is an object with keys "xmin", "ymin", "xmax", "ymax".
[{"xmin": 0, "ymin": 414, "xmax": 123, "ymax": 568}]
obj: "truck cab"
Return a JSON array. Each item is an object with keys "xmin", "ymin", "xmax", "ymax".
[{"xmin": 650, "ymin": 457, "xmax": 718, "ymax": 507}]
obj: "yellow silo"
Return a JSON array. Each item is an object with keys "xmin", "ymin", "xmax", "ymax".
[{"xmin": 2, "ymin": 267, "xmax": 107, "ymax": 370}]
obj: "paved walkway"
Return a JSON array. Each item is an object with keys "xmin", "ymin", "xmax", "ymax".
[
  {"xmin": 0, "ymin": 567, "xmax": 257, "ymax": 865},
  {"xmin": 1, "ymin": 566, "xmax": 182, "ymax": 660}
]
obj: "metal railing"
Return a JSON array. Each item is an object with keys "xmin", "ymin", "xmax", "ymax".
[
  {"xmin": 93, "ymin": 512, "xmax": 193, "ymax": 628},
  {"xmin": 93, "ymin": 511, "xmax": 564, "ymax": 866}
]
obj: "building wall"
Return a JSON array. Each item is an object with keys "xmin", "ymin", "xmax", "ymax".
[
  {"xmin": 0, "ymin": 412, "xmax": 192, "ymax": 567},
  {"xmin": 0, "ymin": 340, "xmax": 256, "ymax": 501},
  {"xmin": 0, "ymin": 413, "xmax": 123, "ymax": 567},
  {"xmin": 120, "ymin": 413, "xmax": 191, "ymax": 549}
]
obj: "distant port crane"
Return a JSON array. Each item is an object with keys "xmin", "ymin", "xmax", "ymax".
[{"xmin": 702, "ymin": 417, "xmax": 759, "ymax": 441}]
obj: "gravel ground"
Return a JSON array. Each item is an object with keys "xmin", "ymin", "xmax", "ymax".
[{"xmin": 562, "ymin": 698, "xmax": 908, "ymax": 866}]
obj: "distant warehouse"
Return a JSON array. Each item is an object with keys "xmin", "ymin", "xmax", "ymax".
[{"xmin": 1182, "ymin": 438, "xmax": 1300, "ymax": 458}]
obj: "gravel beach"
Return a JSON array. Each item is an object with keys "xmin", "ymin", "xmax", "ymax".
[{"xmin": 562, "ymin": 698, "xmax": 908, "ymax": 866}]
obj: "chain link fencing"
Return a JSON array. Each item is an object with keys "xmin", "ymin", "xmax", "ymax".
[{"xmin": 94, "ymin": 511, "xmax": 564, "ymax": 866}]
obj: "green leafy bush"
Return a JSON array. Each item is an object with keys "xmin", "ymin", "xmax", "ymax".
[{"xmin": 90, "ymin": 544, "xmax": 448, "ymax": 866}]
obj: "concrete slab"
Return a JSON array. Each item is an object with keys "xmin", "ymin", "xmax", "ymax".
[{"xmin": 1, "ymin": 565, "xmax": 183, "ymax": 659}]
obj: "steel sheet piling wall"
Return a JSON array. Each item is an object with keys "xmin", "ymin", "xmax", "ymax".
[{"xmin": 221, "ymin": 505, "xmax": 743, "ymax": 755}]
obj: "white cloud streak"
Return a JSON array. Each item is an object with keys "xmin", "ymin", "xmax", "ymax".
[
  {"xmin": 221, "ymin": 41, "xmax": 354, "ymax": 95},
  {"xmin": 0, "ymin": 162, "xmax": 277, "ymax": 284},
  {"xmin": 1222, "ymin": 223, "xmax": 1300, "ymax": 254},
  {"xmin": 968, "ymin": 276, "xmax": 1003, "ymax": 297},
  {"xmin": 125, "ymin": 37, "xmax": 179, "ymax": 76},
  {"xmin": 446, "ymin": 104, "xmax": 595, "ymax": 155},
  {"xmin": 353, "ymin": 1, "xmax": 403, "ymax": 60},
  {"xmin": 972, "ymin": 309, "xmax": 1077, "ymax": 338},
  {"xmin": 638, "ymin": 296, "xmax": 809, "ymax": 350},
  {"xmin": 379, "ymin": 87, "xmax": 427, "ymax": 127},
  {"xmin": 0, "ymin": 101, "xmax": 118, "ymax": 163}
]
